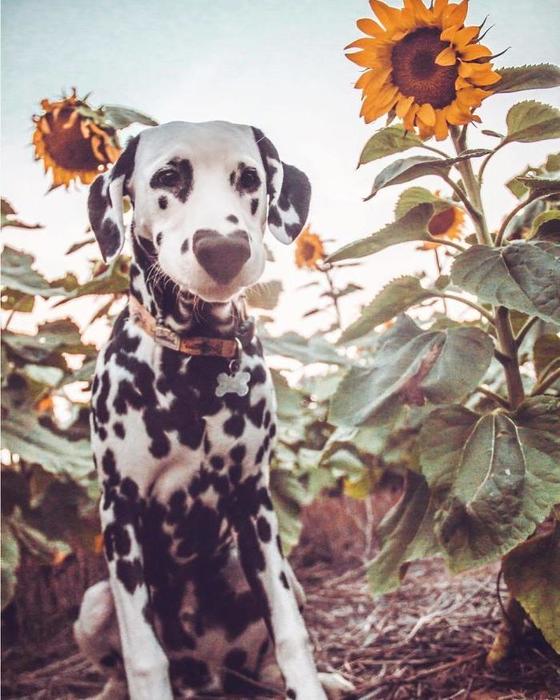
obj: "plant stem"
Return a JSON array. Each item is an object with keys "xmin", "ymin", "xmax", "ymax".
[
  {"xmin": 495, "ymin": 306, "xmax": 525, "ymax": 409},
  {"xmin": 440, "ymin": 173, "xmax": 483, "ymax": 231},
  {"xmin": 438, "ymin": 292, "xmax": 495, "ymax": 325},
  {"xmin": 478, "ymin": 141, "xmax": 506, "ymax": 185},
  {"xmin": 531, "ymin": 366, "xmax": 560, "ymax": 396},
  {"xmin": 475, "ymin": 386, "xmax": 510, "ymax": 409},
  {"xmin": 426, "ymin": 233, "xmax": 466, "ymax": 253},
  {"xmin": 449, "ymin": 126, "xmax": 493, "ymax": 247},
  {"xmin": 323, "ymin": 267, "xmax": 343, "ymax": 331},
  {"xmin": 495, "ymin": 192, "xmax": 542, "ymax": 247}
]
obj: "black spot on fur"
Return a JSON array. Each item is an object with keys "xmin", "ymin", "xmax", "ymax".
[
  {"xmin": 226, "ymin": 214, "xmax": 238, "ymax": 224},
  {"xmin": 230, "ymin": 444, "xmax": 246, "ymax": 463},
  {"xmin": 256, "ymin": 516, "xmax": 272, "ymax": 543},
  {"xmin": 279, "ymin": 571, "xmax": 290, "ymax": 590},
  {"xmin": 287, "ymin": 689, "xmax": 297, "ymax": 699},
  {"xmin": 224, "ymin": 414, "xmax": 245, "ymax": 437},
  {"xmin": 116, "ymin": 557, "xmax": 144, "ymax": 594},
  {"xmin": 210, "ymin": 455, "xmax": 224, "ymax": 471},
  {"xmin": 158, "ymin": 195, "xmax": 168, "ymax": 210},
  {"xmin": 113, "ymin": 422, "xmax": 125, "ymax": 439},
  {"xmin": 180, "ymin": 238, "xmax": 189, "ymax": 254},
  {"xmin": 156, "ymin": 232, "xmax": 163, "ymax": 246},
  {"xmin": 250, "ymin": 198, "xmax": 258, "ymax": 215}
]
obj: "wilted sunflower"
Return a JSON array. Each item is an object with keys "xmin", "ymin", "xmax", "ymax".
[
  {"xmin": 422, "ymin": 202, "xmax": 466, "ymax": 248},
  {"xmin": 346, "ymin": 0, "xmax": 501, "ymax": 140},
  {"xmin": 295, "ymin": 226, "xmax": 326, "ymax": 269},
  {"xmin": 32, "ymin": 89, "xmax": 121, "ymax": 188}
]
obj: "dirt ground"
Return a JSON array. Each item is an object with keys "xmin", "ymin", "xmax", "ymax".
[{"xmin": 2, "ymin": 495, "xmax": 559, "ymax": 699}]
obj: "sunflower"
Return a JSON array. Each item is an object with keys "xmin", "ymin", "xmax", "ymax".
[
  {"xmin": 346, "ymin": 0, "xmax": 501, "ymax": 140},
  {"xmin": 32, "ymin": 89, "xmax": 121, "ymax": 188},
  {"xmin": 421, "ymin": 201, "xmax": 466, "ymax": 248},
  {"xmin": 295, "ymin": 226, "xmax": 326, "ymax": 269}
]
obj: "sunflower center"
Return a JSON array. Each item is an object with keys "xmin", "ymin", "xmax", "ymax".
[
  {"xmin": 302, "ymin": 242, "xmax": 318, "ymax": 260},
  {"xmin": 42, "ymin": 108, "xmax": 103, "ymax": 171},
  {"xmin": 428, "ymin": 208, "xmax": 456, "ymax": 236},
  {"xmin": 391, "ymin": 28, "xmax": 458, "ymax": 108}
]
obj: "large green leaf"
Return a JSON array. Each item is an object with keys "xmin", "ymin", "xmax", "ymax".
[
  {"xmin": 358, "ymin": 126, "xmax": 422, "ymax": 167},
  {"xmin": 270, "ymin": 369, "xmax": 302, "ymax": 418},
  {"xmin": 1, "ymin": 199, "xmax": 42, "ymax": 230},
  {"xmin": 451, "ymin": 242, "xmax": 560, "ymax": 325},
  {"xmin": 2, "ymin": 406, "xmax": 94, "ymax": 479},
  {"xmin": 329, "ymin": 315, "xmax": 494, "ymax": 427},
  {"xmin": 1, "ymin": 520, "xmax": 20, "ymax": 610},
  {"xmin": 339, "ymin": 276, "xmax": 433, "ymax": 344},
  {"xmin": 101, "ymin": 104, "xmax": 158, "ymax": 129},
  {"xmin": 55, "ymin": 256, "xmax": 129, "ymax": 303},
  {"xmin": 270, "ymin": 467, "xmax": 310, "ymax": 554},
  {"xmin": 327, "ymin": 203, "xmax": 437, "ymax": 263},
  {"xmin": 368, "ymin": 471, "xmax": 440, "ymax": 596},
  {"xmin": 2, "ymin": 319, "xmax": 96, "ymax": 364},
  {"xmin": 504, "ymin": 101, "xmax": 560, "ymax": 144},
  {"xmin": 246, "ymin": 280, "xmax": 283, "ymax": 310},
  {"xmin": 503, "ymin": 524, "xmax": 560, "ymax": 653},
  {"xmin": 514, "ymin": 172, "xmax": 560, "ymax": 197},
  {"xmin": 530, "ymin": 210, "xmax": 560, "ymax": 241},
  {"xmin": 261, "ymin": 329, "xmax": 346, "ymax": 366},
  {"xmin": 1, "ymin": 247, "xmax": 70, "ymax": 298},
  {"xmin": 394, "ymin": 187, "xmax": 440, "ymax": 219},
  {"xmin": 495, "ymin": 64, "xmax": 560, "ymax": 94},
  {"xmin": 419, "ymin": 397, "xmax": 560, "ymax": 572},
  {"xmin": 365, "ymin": 156, "xmax": 452, "ymax": 200},
  {"xmin": 533, "ymin": 334, "xmax": 560, "ymax": 378}
]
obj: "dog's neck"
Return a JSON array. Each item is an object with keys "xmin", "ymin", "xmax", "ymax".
[{"xmin": 129, "ymin": 234, "xmax": 243, "ymax": 338}]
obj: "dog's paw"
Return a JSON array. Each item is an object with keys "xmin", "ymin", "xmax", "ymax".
[{"xmin": 318, "ymin": 671, "xmax": 356, "ymax": 699}]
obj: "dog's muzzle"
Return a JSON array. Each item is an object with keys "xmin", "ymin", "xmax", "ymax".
[{"xmin": 192, "ymin": 229, "xmax": 251, "ymax": 284}]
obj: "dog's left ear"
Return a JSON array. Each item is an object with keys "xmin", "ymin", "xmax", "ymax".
[
  {"xmin": 252, "ymin": 127, "xmax": 311, "ymax": 244},
  {"xmin": 87, "ymin": 135, "xmax": 140, "ymax": 262}
]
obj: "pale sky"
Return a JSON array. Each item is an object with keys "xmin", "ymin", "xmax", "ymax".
[{"xmin": 2, "ymin": 0, "xmax": 560, "ymax": 336}]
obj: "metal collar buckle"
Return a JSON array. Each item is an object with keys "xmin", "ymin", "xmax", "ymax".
[{"xmin": 154, "ymin": 324, "xmax": 181, "ymax": 351}]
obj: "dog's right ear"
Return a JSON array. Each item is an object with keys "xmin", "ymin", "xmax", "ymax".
[{"xmin": 88, "ymin": 135, "xmax": 140, "ymax": 262}]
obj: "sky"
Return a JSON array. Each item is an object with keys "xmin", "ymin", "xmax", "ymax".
[{"xmin": 2, "ymin": 0, "xmax": 560, "ymax": 336}]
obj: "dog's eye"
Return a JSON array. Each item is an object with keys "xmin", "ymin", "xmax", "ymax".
[
  {"xmin": 238, "ymin": 167, "xmax": 260, "ymax": 191},
  {"xmin": 155, "ymin": 168, "xmax": 180, "ymax": 188}
]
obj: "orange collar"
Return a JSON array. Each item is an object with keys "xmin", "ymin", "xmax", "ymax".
[{"xmin": 128, "ymin": 295, "xmax": 242, "ymax": 359}]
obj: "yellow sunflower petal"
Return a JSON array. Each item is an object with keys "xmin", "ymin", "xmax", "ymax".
[
  {"xmin": 460, "ymin": 43, "xmax": 492, "ymax": 60},
  {"xmin": 440, "ymin": 24, "xmax": 460, "ymax": 42},
  {"xmin": 396, "ymin": 94, "xmax": 415, "ymax": 118},
  {"xmin": 369, "ymin": 0, "xmax": 404, "ymax": 32},
  {"xmin": 442, "ymin": 0, "xmax": 468, "ymax": 29},
  {"xmin": 452, "ymin": 25, "xmax": 480, "ymax": 48},
  {"xmin": 471, "ymin": 68, "xmax": 502, "ymax": 86},
  {"xmin": 435, "ymin": 46, "xmax": 457, "ymax": 66},
  {"xmin": 417, "ymin": 102, "xmax": 437, "ymax": 126},
  {"xmin": 403, "ymin": 103, "xmax": 419, "ymax": 130},
  {"xmin": 357, "ymin": 17, "xmax": 386, "ymax": 37},
  {"xmin": 434, "ymin": 108, "xmax": 449, "ymax": 140},
  {"xmin": 404, "ymin": 0, "xmax": 432, "ymax": 24}
]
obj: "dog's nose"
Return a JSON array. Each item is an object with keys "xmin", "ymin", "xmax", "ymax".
[{"xmin": 192, "ymin": 229, "xmax": 251, "ymax": 284}]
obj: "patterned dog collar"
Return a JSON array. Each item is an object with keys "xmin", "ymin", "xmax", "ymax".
[{"xmin": 128, "ymin": 295, "xmax": 243, "ymax": 359}]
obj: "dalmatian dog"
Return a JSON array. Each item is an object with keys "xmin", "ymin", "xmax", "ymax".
[{"xmin": 74, "ymin": 121, "xmax": 354, "ymax": 700}]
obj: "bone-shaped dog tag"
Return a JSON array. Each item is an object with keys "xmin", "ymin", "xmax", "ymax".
[{"xmin": 215, "ymin": 370, "xmax": 250, "ymax": 397}]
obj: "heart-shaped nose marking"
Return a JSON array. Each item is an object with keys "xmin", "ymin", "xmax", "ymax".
[{"xmin": 192, "ymin": 229, "xmax": 251, "ymax": 284}]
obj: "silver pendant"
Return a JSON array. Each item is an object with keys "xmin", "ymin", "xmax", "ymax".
[{"xmin": 216, "ymin": 370, "xmax": 250, "ymax": 397}]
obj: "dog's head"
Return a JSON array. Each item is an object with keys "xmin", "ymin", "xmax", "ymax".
[{"xmin": 88, "ymin": 121, "xmax": 311, "ymax": 302}]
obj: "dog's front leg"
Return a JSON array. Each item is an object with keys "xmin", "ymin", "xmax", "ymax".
[
  {"xmin": 99, "ymin": 472, "xmax": 173, "ymax": 700},
  {"xmin": 231, "ymin": 479, "xmax": 327, "ymax": 700}
]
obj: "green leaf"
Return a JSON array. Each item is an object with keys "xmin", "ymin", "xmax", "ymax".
[
  {"xmin": 55, "ymin": 256, "xmax": 130, "ymax": 303},
  {"xmin": 495, "ymin": 64, "xmax": 560, "ymax": 94},
  {"xmin": 394, "ymin": 187, "xmax": 439, "ymax": 219},
  {"xmin": 533, "ymin": 334, "xmax": 560, "ymax": 377},
  {"xmin": 358, "ymin": 126, "xmax": 422, "ymax": 167},
  {"xmin": 368, "ymin": 471, "xmax": 440, "ymax": 596},
  {"xmin": 2, "ymin": 319, "xmax": 96, "ymax": 364},
  {"xmin": 419, "ymin": 397, "xmax": 560, "ymax": 572},
  {"xmin": 503, "ymin": 524, "xmax": 560, "ymax": 653},
  {"xmin": 327, "ymin": 203, "xmax": 437, "ymax": 263},
  {"xmin": 270, "ymin": 467, "xmax": 310, "ymax": 554},
  {"xmin": 0, "ymin": 289, "xmax": 35, "ymax": 313},
  {"xmin": 246, "ymin": 280, "xmax": 283, "ymax": 310},
  {"xmin": 1, "ymin": 198, "xmax": 42, "ymax": 230},
  {"xmin": 366, "ymin": 156, "xmax": 452, "ymax": 200},
  {"xmin": 2, "ymin": 406, "xmax": 94, "ymax": 479},
  {"xmin": 530, "ymin": 209, "xmax": 560, "ymax": 241},
  {"xmin": 101, "ymin": 104, "xmax": 158, "ymax": 129},
  {"xmin": 339, "ymin": 276, "xmax": 433, "ymax": 344},
  {"xmin": 514, "ymin": 173, "xmax": 560, "ymax": 196},
  {"xmin": 1, "ymin": 247, "xmax": 69, "ymax": 298},
  {"xmin": 329, "ymin": 315, "xmax": 494, "ymax": 426},
  {"xmin": 451, "ymin": 242, "xmax": 560, "ymax": 325},
  {"xmin": 270, "ymin": 369, "xmax": 302, "ymax": 418},
  {"xmin": 260, "ymin": 329, "xmax": 346, "ymax": 366},
  {"xmin": 504, "ymin": 101, "xmax": 560, "ymax": 144},
  {"xmin": 1, "ymin": 520, "xmax": 20, "ymax": 609}
]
